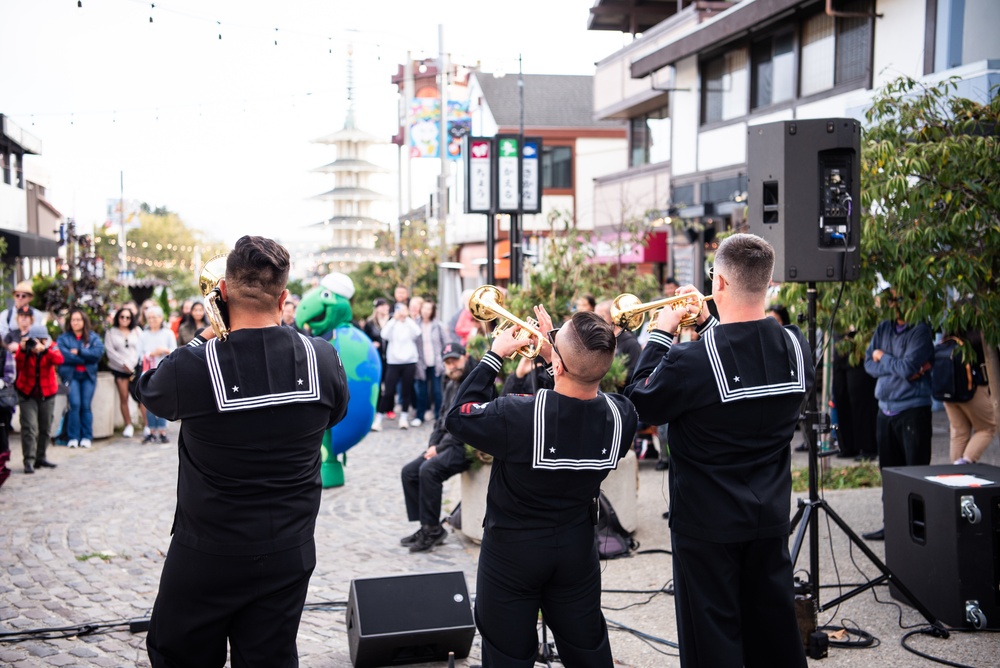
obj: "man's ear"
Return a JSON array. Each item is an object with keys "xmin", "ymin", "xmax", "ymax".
[
  {"xmin": 278, "ymin": 288, "xmax": 289, "ymax": 311},
  {"xmin": 218, "ymin": 278, "xmax": 228, "ymax": 302}
]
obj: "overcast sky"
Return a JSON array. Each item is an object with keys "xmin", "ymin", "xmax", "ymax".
[{"xmin": 1, "ymin": 0, "xmax": 629, "ymax": 250}]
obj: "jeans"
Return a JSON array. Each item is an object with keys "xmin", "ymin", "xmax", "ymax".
[
  {"xmin": 147, "ymin": 411, "xmax": 167, "ymax": 430},
  {"xmin": 414, "ymin": 367, "xmax": 443, "ymax": 419},
  {"xmin": 876, "ymin": 405, "xmax": 932, "ymax": 469},
  {"xmin": 66, "ymin": 370, "xmax": 97, "ymax": 441},
  {"xmin": 19, "ymin": 395, "xmax": 55, "ymax": 466}
]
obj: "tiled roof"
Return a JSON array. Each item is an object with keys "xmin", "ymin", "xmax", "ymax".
[{"xmin": 475, "ymin": 73, "xmax": 622, "ymax": 129}]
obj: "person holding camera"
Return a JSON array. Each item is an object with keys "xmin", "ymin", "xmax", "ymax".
[
  {"xmin": 15, "ymin": 324, "xmax": 64, "ymax": 474},
  {"xmin": 57, "ymin": 308, "xmax": 105, "ymax": 449}
]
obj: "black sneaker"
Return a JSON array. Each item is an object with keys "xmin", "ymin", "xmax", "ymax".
[
  {"xmin": 141, "ymin": 434, "xmax": 155, "ymax": 444},
  {"xmin": 157, "ymin": 434, "xmax": 170, "ymax": 444},
  {"xmin": 409, "ymin": 526, "xmax": 447, "ymax": 553},
  {"xmin": 862, "ymin": 528, "xmax": 885, "ymax": 541},
  {"xmin": 35, "ymin": 460, "xmax": 58, "ymax": 469},
  {"xmin": 400, "ymin": 529, "xmax": 423, "ymax": 546},
  {"xmin": 24, "ymin": 462, "xmax": 34, "ymax": 474}
]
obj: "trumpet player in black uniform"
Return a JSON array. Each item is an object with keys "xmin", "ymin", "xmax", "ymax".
[
  {"xmin": 626, "ymin": 233, "xmax": 812, "ymax": 668},
  {"xmin": 136, "ymin": 236, "xmax": 350, "ymax": 668},
  {"xmin": 446, "ymin": 307, "xmax": 637, "ymax": 667}
]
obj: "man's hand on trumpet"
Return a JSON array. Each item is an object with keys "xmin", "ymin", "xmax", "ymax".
[{"xmin": 652, "ymin": 285, "xmax": 709, "ymax": 334}]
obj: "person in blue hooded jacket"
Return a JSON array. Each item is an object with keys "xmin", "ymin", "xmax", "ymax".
[
  {"xmin": 57, "ymin": 308, "xmax": 105, "ymax": 449},
  {"xmin": 860, "ymin": 288, "xmax": 934, "ymax": 541}
]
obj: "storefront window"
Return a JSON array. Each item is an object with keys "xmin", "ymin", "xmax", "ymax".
[
  {"xmin": 542, "ymin": 145, "xmax": 572, "ymax": 189},
  {"xmin": 629, "ymin": 106, "xmax": 671, "ymax": 167}
]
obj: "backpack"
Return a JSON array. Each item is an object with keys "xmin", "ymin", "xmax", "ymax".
[
  {"xmin": 932, "ymin": 337, "xmax": 977, "ymax": 403},
  {"xmin": 595, "ymin": 492, "xmax": 637, "ymax": 559}
]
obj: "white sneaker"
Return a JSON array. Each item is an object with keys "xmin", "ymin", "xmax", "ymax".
[
  {"xmin": 143, "ymin": 427, "xmax": 151, "ymax": 438},
  {"xmin": 410, "ymin": 418, "xmax": 422, "ymax": 427},
  {"xmin": 122, "ymin": 424, "xmax": 134, "ymax": 438},
  {"xmin": 80, "ymin": 439, "xmax": 92, "ymax": 449},
  {"xmin": 67, "ymin": 439, "xmax": 79, "ymax": 448},
  {"xmin": 370, "ymin": 414, "xmax": 383, "ymax": 432},
  {"xmin": 399, "ymin": 415, "xmax": 409, "ymax": 430}
]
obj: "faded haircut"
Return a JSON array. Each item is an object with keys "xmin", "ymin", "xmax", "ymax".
[
  {"xmin": 562, "ymin": 311, "xmax": 617, "ymax": 384},
  {"xmin": 225, "ymin": 236, "xmax": 290, "ymax": 313},
  {"xmin": 714, "ymin": 233, "xmax": 775, "ymax": 300}
]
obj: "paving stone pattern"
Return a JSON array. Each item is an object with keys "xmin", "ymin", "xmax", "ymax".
[{"xmin": 1, "ymin": 410, "xmax": 998, "ymax": 666}]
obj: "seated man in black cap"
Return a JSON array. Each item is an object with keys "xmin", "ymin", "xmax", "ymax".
[{"xmin": 400, "ymin": 341, "xmax": 480, "ymax": 553}]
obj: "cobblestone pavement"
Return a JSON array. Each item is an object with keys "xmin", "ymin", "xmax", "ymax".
[{"xmin": 1, "ymin": 409, "xmax": 998, "ymax": 667}]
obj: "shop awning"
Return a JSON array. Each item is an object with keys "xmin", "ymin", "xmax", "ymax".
[{"xmin": 0, "ymin": 229, "xmax": 60, "ymax": 259}]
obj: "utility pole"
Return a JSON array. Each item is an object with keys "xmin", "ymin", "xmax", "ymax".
[
  {"xmin": 511, "ymin": 54, "xmax": 525, "ymax": 286},
  {"xmin": 118, "ymin": 171, "xmax": 127, "ymax": 277},
  {"xmin": 437, "ymin": 25, "xmax": 449, "ymax": 298}
]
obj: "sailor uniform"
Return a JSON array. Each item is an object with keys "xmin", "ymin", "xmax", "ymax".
[
  {"xmin": 136, "ymin": 327, "xmax": 349, "ymax": 668},
  {"xmin": 446, "ymin": 351, "xmax": 637, "ymax": 667},
  {"xmin": 627, "ymin": 317, "xmax": 813, "ymax": 668}
]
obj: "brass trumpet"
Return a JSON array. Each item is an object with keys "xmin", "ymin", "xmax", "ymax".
[
  {"xmin": 611, "ymin": 292, "xmax": 713, "ymax": 333},
  {"xmin": 199, "ymin": 253, "xmax": 230, "ymax": 341},
  {"xmin": 469, "ymin": 285, "xmax": 547, "ymax": 360}
]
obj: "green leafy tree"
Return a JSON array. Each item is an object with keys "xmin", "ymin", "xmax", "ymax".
[
  {"xmin": 348, "ymin": 219, "xmax": 440, "ymax": 322},
  {"xmin": 504, "ymin": 210, "xmax": 660, "ymax": 326},
  {"xmin": 779, "ymin": 76, "xmax": 1000, "ymax": 425},
  {"xmin": 94, "ymin": 206, "xmax": 226, "ymax": 298}
]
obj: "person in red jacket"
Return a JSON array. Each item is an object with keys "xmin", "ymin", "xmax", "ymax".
[{"xmin": 16, "ymin": 324, "xmax": 64, "ymax": 474}]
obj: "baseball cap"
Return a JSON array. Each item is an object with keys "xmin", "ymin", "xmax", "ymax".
[
  {"xmin": 27, "ymin": 324, "xmax": 50, "ymax": 340},
  {"xmin": 16, "ymin": 305, "xmax": 33, "ymax": 317},
  {"xmin": 441, "ymin": 342, "xmax": 465, "ymax": 361}
]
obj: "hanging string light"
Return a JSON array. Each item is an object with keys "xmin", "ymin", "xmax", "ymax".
[
  {"xmin": 217, "ymin": 20, "xmax": 222, "ymax": 40},
  {"xmin": 149, "ymin": 3, "xmax": 154, "ymax": 23}
]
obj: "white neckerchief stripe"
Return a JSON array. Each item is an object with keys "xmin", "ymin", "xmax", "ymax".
[
  {"xmin": 531, "ymin": 390, "xmax": 621, "ymax": 470},
  {"xmin": 706, "ymin": 327, "xmax": 806, "ymax": 403},
  {"xmin": 206, "ymin": 333, "xmax": 321, "ymax": 412}
]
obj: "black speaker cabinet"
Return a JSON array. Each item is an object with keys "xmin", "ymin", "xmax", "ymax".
[
  {"xmin": 747, "ymin": 118, "xmax": 861, "ymax": 283},
  {"xmin": 883, "ymin": 464, "xmax": 1000, "ymax": 628},
  {"xmin": 346, "ymin": 571, "xmax": 475, "ymax": 668}
]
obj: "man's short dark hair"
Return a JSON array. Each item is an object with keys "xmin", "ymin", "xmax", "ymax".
[
  {"xmin": 226, "ymin": 236, "xmax": 290, "ymax": 313},
  {"xmin": 563, "ymin": 311, "xmax": 616, "ymax": 384},
  {"xmin": 714, "ymin": 233, "xmax": 775, "ymax": 299}
]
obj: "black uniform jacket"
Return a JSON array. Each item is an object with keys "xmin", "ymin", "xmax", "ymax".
[
  {"xmin": 446, "ymin": 351, "xmax": 638, "ymax": 536},
  {"xmin": 136, "ymin": 327, "xmax": 349, "ymax": 556},
  {"xmin": 627, "ymin": 318, "xmax": 814, "ymax": 543}
]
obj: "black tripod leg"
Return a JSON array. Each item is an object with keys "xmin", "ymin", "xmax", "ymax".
[
  {"xmin": 814, "ymin": 499, "xmax": 943, "ymax": 630},
  {"xmin": 789, "ymin": 501, "xmax": 813, "ymax": 568}
]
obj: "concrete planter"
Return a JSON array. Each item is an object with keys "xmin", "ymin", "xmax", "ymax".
[
  {"xmin": 457, "ymin": 449, "xmax": 640, "ymax": 544},
  {"xmin": 13, "ymin": 371, "xmax": 121, "ymax": 440}
]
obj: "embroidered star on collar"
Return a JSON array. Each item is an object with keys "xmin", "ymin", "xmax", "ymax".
[
  {"xmin": 549, "ymin": 447, "xmax": 556, "ymax": 454},
  {"xmin": 732, "ymin": 375, "xmax": 740, "ymax": 383},
  {"xmin": 602, "ymin": 448, "xmax": 607, "ymax": 455},
  {"xmin": 297, "ymin": 378, "xmax": 304, "ymax": 385},
  {"xmin": 791, "ymin": 369, "xmax": 796, "ymax": 377},
  {"xmin": 232, "ymin": 385, "xmax": 239, "ymax": 393}
]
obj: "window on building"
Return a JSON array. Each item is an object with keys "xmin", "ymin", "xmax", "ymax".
[
  {"xmin": 702, "ymin": 48, "xmax": 749, "ymax": 124},
  {"xmin": 629, "ymin": 106, "xmax": 671, "ymax": 167},
  {"xmin": 542, "ymin": 145, "xmax": 572, "ymax": 189},
  {"xmin": 800, "ymin": 2, "xmax": 872, "ymax": 98},
  {"xmin": 751, "ymin": 30, "xmax": 796, "ymax": 109}
]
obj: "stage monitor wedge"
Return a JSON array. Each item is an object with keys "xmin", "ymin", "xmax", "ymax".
[
  {"xmin": 748, "ymin": 118, "xmax": 861, "ymax": 283},
  {"xmin": 346, "ymin": 571, "xmax": 475, "ymax": 668}
]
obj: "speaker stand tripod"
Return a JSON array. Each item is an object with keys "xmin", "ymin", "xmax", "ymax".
[{"xmin": 788, "ymin": 282, "xmax": 946, "ymax": 635}]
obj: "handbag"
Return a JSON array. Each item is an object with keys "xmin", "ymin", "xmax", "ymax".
[{"xmin": 0, "ymin": 383, "xmax": 18, "ymax": 410}]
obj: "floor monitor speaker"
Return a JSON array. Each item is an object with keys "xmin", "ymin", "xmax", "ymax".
[
  {"xmin": 883, "ymin": 463, "xmax": 1000, "ymax": 628},
  {"xmin": 346, "ymin": 571, "xmax": 476, "ymax": 667}
]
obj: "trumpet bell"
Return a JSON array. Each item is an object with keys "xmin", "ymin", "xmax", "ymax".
[
  {"xmin": 199, "ymin": 253, "xmax": 230, "ymax": 341},
  {"xmin": 610, "ymin": 293, "xmax": 645, "ymax": 331},
  {"xmin": 468, "ymin": 284, "xmax": 547, "ymax": 360}
]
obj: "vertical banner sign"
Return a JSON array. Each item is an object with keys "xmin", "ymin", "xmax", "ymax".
[
  {"xmin": 497, "ymin": 135, "xmax": 521, "ymax": 213},
  {"xmin": 464, "ymin": 136, "xmax": 493, "ymax": 214},
  {"xmin": 521, "ymin": 137, "xmax": 542, "ymax": 214}
]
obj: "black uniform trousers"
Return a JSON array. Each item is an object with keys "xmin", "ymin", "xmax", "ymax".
[
  {"xmin": 401, "ymin": 445, "xmax": 469, "ymax": 526},
  {"xmin": 671, "ymin": 532, "xmax": 807, "ymax": 668},
  {"xmin": 475, "ymin": 520, "xmax": 612, "ymax": 667},
  {"xmin": 146, "ymin": 539, "xmax": 316, "ymax": 668},
  {"xmin": 876, "ymin": 405, "xmax": 932, "ymax": 469}
]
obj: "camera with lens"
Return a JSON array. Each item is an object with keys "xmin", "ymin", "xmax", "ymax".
[{"xmin": 24, "ymin": 338, "xmax": 38, "ymax": 351}]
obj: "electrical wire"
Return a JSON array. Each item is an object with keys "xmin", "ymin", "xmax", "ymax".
[
  {"xmin": 605, "ymin": 617, "xmax": 680, "ymax": 654},
  {"xmin": 900, "ymin": 627, "xmax": 1000, "ymax": 668}
]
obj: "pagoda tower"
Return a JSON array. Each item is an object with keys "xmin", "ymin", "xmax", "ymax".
[{"xmin": 310, "ymin": 46, "xmax": 392, "ymax": 271}]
